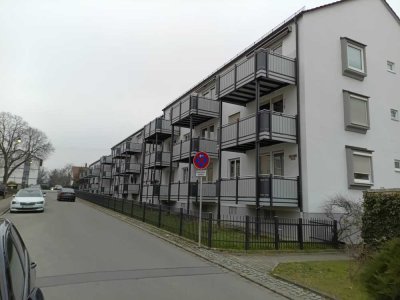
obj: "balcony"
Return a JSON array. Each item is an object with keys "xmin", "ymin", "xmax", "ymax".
[
  {"xmin": 87, "ymin": 168, "xmax": 100, "ymax": 178},
  {"xmin": 144, "ymin": 117, "xmax": 179, "ymax": 142},
  {"xmin": 163, "ymin": 182, "xmax": 217, "ymax": 202},
  {"xmin": 100, "ymin": 156, "xmax": 112, "ymax": 164},
  {"xmin": 119, "ymin": 162, "xmax": 141, "ymax": 174},
  {"xmin": 121, "ymin": 184, "xmax": 140, "ymax": 195},
  {"xmin": 172, "ymin": 138, "xmax": 218, "ymax": 162},
  {"xmin": 142, "ymin": 184, "xmax": 168, "ymax": 199},
  {"xmin": 144, "ymin": 151, "xmax": 177, "ymax": 169},
  {"xmin": 171, "ymin": 95, "xmax": 220, "ymax": 128},
  {"xmin": 100, "ymin": 171, "xmax": 112, "ymax": 179},
  {"xmin": 216, "ymin": 50, "xmax": 296, "ymax": 105},
  {"xmin": 112, "ymin": 147, "xmax": 126, "ymax": 159},
  {"xmin": 100, "ymin": 187, "xmax": 111, "ymax": 195},
  {"xmin": 219, "ymin": 175, "xmax": 298, "ymax": 207},
  {"xmin": 221, "ymin": 110, "xmax": 297, "ymax": 152},
  {"xmin": 121, "ymin": 141, "xmax": 142, "ymax": 155}
]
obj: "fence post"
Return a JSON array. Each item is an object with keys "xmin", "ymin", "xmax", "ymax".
[
  {"xmin": 298, "ymin": 218, "xmax": 304, "ymax": 250},
  {"xmin": 207, "ymin": 213, "xmax": 212, "ymax": 248},
  {"xmin": 158, "ymin": 204, "xmax": 162, "ymax": 228},
  {"xmin": 274, "ymin": 216, "xmax": 279, "ymax": 250},
  {"xmin": 113, "ymin": 197, "xmax": 117, "ymax": 211},
  {"xmin": 179, "ymin": 208, "xmax": 183, "ymax": 236},
  {"xmin": 122, "ymin": 198, "xmax": 125, "ymax": 214},
  {"xmin": 130, "ymin": 200, "xmax": 134, "ymax": 217},
  {"xmin": 245, "ymin": 216, "xmax": 250, "ymax": 251},
  {"xmin": 333, "ymin": 220, "xmax": 339, "ymax": 248},
  {"xmin": 142, "ymin": 202, "xmax": 146, "ymax": 222}
]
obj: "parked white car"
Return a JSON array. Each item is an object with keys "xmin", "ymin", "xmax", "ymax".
[{"xmin": 10, "ymin": 188, "xmax": 45, "ymax": 213}]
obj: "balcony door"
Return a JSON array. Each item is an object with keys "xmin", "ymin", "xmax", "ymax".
[
  {"xmin": 259, "ymin": 95, "xmax": 283, "ymax": 113},
  {"xmin": 260, "ymin": 152, "xmax": 284, "ymax": 176}
]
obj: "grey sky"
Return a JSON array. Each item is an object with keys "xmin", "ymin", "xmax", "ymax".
[{"xmin": 1, "ymin": 0, "xmax": 399, "ymax": 170}]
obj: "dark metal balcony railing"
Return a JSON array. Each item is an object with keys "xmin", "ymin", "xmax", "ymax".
[
  {"xmin": 112, "ymin": 147, "xmax": 126, "ymax": 159},
  {"xmin": 172, "ymin": 138, "xmax": 218, "ymax": 162},
  {"xmin": 120, "ymin": 163, "xmax": 141, "ymax": 174},
  {"xmin": 216, "ymin": 50, "xmax": 296, "ymax": 104},
  {"xmin": 221, "ymin": 110, "xmax": 297, "ymax": 151},
  {"xmin": 170, "ymin": 95, "xmax": 220, "ymax": 128},
  {"xmin": 166, "ymin": 182, "xmax": 217, "ymax": 202},
  {"xmin": 100, "ymin": 156, "xmax": 112, "ymax": 164},
  {"xmin": 101, "ymin": 171, "xmax": 112, "ymax": 179},
  {"xmin": 144, "ymin": 117, "xmax": 179, "ymax": 142},
  {"xmin": 121, "ymin": 184, "xmax": 140, "ymax": 195},
  {"xmin": 121, "ymin": 141, "xmax": 142, "ymax": 154},
  {"xmin": 142, "ymin": 184, "xmax": 168, "ymax": 198},
  {"xmin": 144, "ymin": 151, "xmax": 176, "ymax": 169},
  {"xmin": 219, "ymin": 175, "xmax": 298, "ymax": 207}
]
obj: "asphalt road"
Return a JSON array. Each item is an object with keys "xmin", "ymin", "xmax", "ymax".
[{"xmin": 4, "ymin": 191, "xmax": 285, "ymax": 300}]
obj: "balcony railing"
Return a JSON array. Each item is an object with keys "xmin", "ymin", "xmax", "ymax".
[
  {"xmin": 100, "ymin": 187, "xmax": 111, "ymax": 195},
  {"xmin": 216, "ymin": 50, "xmax": 296, "ymax": 104},
  {"xmin": 112, "ymin": 147, "xmax": 126, "ymax": 159},
  {"xmin": 144, "ymin": 151, "xmax": 176, "ymax": 169},
  {"xmin": 219, "ymin": 175, "xmax": 298, "ymax": 207},
  {"xmin": 170, "ymin": 95, "xmax": 220, "ymax": 128},
  {"xmin": 221, "ymin": 110, "xmax": 297, "ymax": 151},
  {"xmin": 121, "ymin": 184, "xmax": 140, "ymax": 195},
  {"xmin": 121, "ymin": 141, "xmax": 142, "ymax": 155},
  {"xmin": 101, "ymin": 171, "xmax": 112, "ymax": 179},
  {"xmin": 172, "ymin": 138, "xmax": 218, "ymax": 162},
  {"xmin": 142, "ymin": 184, "xmax": 168, "ymax": 199},
  {"xmin": 119, "ymin": 163, "xmax": 141, "ymax": 174},
  {"xmin": 144, "ymin": 117, "xmax": 179, "ymax": 142},
  {"xmin": 100, "ymin": 156, "xmax": 112, "ymax": 165},
  {"xmin": 166, "ymin": 182, "xmax": 217, "ymax": 202}
]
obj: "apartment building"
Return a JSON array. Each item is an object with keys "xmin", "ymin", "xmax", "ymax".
[
  {"xmin": 111, "ymin": 131, "xmax": 144, "ymax": 200},
  {"xmin": 82, "ymin": 0, "xmax": 400, "ymax": 219},
  {"xmin": 0, "ymin": 156, "xmax": 42, "ymax": 188}
]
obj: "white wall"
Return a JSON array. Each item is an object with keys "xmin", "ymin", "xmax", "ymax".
[{"xmin": 299, "ymin": 0, "xmax": 400, "ymax": 213}]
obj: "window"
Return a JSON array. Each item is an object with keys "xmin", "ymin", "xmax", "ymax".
[
  {"xmin": 391, "ymin": 109, "xmax": 399, "ymax": 121},
  {"xmin": 343, "ymin": 91, "xmax": 370, "ymax": 133},
  {"xmin": 228, "ymin": 112, "xmax": 240, "ymax": 124},
  {"xmin": 201, "ymin": 125, "xmax": 216, "ymax": 140},
  {"xmin": 182, "ymin": 167, "xmax": 189, "ymax": 183},
  {"xmin": 260, "ymin": 95, "xmax": 284, "ymax": 113},
  {"xmin": 272, "ymin": 43, "xmax": 282, "ymax": 55},
  {"xmin": 183, "ymin": 133, "xmax": 190, "ymax": 141},
  {"xmin": 229, "ymin": 159, "xmax": 240, "ymax": 178},
  {"xmin": 395, "ymin": 160, "xmax": 400, "ymax": 172},
  {"xmin": 273, "ymin": 153, "xmax": 284, "ymax": 176},
  {"xmin": 206, "ymin": 161, "xmax": 213, "ymax": 182},
  {"xmin": 341, "ymin": 37, "xmax": 367, "ymax": 81},
  {"xmin": 260, "ymin": 154, "xmax": 271, "ymax": 175},
  {"xmin": 346, "ymin": 146, "xmax": 374, "ymax": 188},
  {"xmin": 387, "ymin": 61, "xmax": 395, "ymax": 73}
]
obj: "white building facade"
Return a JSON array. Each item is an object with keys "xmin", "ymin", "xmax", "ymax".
[{"xmin": 82, "ymin": 0, "xmax": 400, "ymax": 219}]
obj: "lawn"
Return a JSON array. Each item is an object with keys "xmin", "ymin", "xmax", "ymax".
[{"xmin": 273, "ymin": 260, "xmax": 370, "ymax": 300}]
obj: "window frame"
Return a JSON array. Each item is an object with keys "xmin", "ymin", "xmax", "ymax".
[
  {"xmin": 343, "ymin": 90, "xmax": 370, "ymax": 134},
  {"xmin": 341, "ymin": 37, "xmax": 367, "ymax": 81},
  {"xmin": 395, "ymin": 160, "xmax": 400, "ymax": 172},
  {"xmin": 390, "ymin": 109, "xmax": 399, "ymax": 121},
  {"xmin": 345, "ymin": 146, "xmax": 374, "ymax": 188},
  {"xmin": 229, "ymin": 158, "xmax": 240, "ymax": 179},
  {"xmin": 387, "ymin": 61, "xmax": 395, "ymax": 73}
]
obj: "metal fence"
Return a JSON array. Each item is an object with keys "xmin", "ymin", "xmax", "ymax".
[{"xmin": 76, "ymin": 191, "xmax": 338, "ymax": 250}]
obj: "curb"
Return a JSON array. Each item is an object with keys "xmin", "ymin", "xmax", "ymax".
[{"xmin": 78, "ymin": 199, "xmax": 326, "ymax": 300}]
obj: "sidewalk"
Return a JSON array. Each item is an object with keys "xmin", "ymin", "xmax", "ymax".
[
  {"xmin": 80, "ymin": 199, "xmax": 350, "ymax": 300},
  {"xmin": 0, "ymin": 196, "xmax": 11, "ymax": 215}
]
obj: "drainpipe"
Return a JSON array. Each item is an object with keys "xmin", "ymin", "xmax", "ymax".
[
  {"xmin": 217, "ymin": 81, "xmax": 223, "ymax": 222},
  {"xmin": 187, "ymin": 115, "xmax": 193, "ymax": 214},
  {"xmin": 255, "ymin": 78, "xmax": 261, "ymax": 237},
  {"xmin": 295, "ymin": 17, "xmax": 304, "ymax": 217}
]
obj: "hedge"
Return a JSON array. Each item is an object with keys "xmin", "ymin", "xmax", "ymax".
[{"xmin": 362, "ymin": 189, "xmax": 400, "ymax": 248}]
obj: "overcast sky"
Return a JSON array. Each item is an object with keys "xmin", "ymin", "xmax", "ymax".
[{"xmin": 1, "ymin": 0, "xmax": 399, "ymax": 170}]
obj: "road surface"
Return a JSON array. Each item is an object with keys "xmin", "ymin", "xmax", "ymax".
[{"xmin": 4, "ymin": 191, "xmax": 285, "ymax": 300}]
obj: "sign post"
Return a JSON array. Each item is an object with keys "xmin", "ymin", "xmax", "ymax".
[{"xmin": 193, "ymin": 151, "xmax": 209, "ymax": 247}]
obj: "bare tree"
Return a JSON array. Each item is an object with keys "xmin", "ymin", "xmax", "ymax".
[
  {"xmin": 0, "ymin": 112, "xmax": 54, "ymax": 184},
  {"xmin": 37, "ymin": 167, "xmax": 48, "ymax": 185},
  {"xmin": 48, "ymin": 164, "xmax": 72, "ymax": 187}
]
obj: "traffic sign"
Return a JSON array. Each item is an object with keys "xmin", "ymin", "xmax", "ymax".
[{"xmin": 193, "ymin": 152, "xmax": 210, "ymax": 170}]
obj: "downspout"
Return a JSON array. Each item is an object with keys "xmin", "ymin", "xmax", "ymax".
[{"xmin": 295, "ymin": 17, "xmax": 304, "ymax": 215}]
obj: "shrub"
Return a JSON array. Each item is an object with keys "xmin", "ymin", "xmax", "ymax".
[
  {"xmin": 360, "ymin": 238, "xmax": 400, "ymax": 299},
  {"xmin": 362, "ymin": 190, "xmax": 400, "ymax": 248}
]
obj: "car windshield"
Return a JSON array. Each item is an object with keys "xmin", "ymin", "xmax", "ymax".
[
  {"xmin": 62, "ymin": 189, "xmax": 74, "ymax": 193},
  {"xmin": 16, "ymin": 190, "xmax": 42, "ymax": 197}
]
